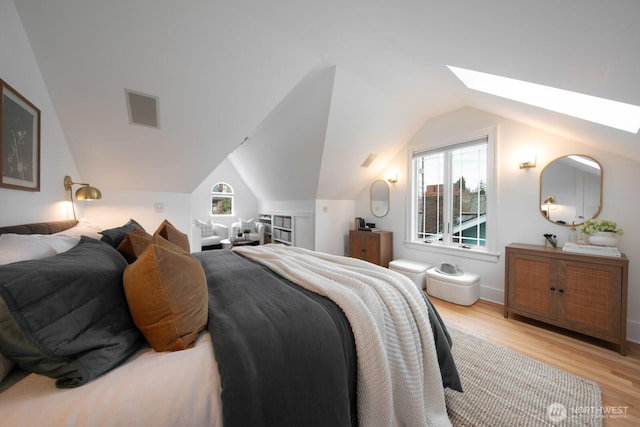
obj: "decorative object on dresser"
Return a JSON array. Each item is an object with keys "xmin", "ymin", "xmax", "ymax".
[
  {"xmin": 0, "ymin": 79, "xmax": 41, "ymax": 192},
  {"xmin": 579, "ymin": 218, "xmax": 623, "ymax": 247},
  {"xmin": 504, "ymin": 243, "xmax": 629, "ymax": 355},
  {"xmin": 562, "ymin": 242, "xmax": 621, "ymax": 257},
  {"xmin": 349, "ymin": 229, "xmax": 392, "ymax": 267}
]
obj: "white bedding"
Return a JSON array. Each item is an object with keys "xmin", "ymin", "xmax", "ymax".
[
  {"xmin": 0, "ymin": 332, "xmax": 222, "ymax": 427},
  {"xmin": 235, "ymin": 244, "xmax": 452, "ymax": 427},
  {"xmin": 1, "ymin": 240, "xmax": 451, "ymax": 426}
]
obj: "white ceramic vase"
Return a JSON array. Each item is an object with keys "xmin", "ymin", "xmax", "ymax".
[{"xmin": 588, "ymin": 232, "xmax": 618, "ymax": 247}]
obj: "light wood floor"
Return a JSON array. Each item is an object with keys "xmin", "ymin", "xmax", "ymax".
[{"xmin": 431, "ymin": 297, "xmax": 640, "ymax": 427}]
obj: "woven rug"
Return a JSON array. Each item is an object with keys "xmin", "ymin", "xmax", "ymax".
[{"xmin": 445, "ymin": 328, "xmax": 603, "ymax": 426}]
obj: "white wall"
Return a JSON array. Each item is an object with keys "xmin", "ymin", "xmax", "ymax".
[
  {"xmin": 190, "ymin": 156, "xmax": 259, "ymax": 230},
  {"xmin": 0, "ymin": 0, "xmax": 80, "ymax": 226},
  {"xmin": 356, "ymin": 107, "xmax": 640, "ymax": 343},
  {"xmin": 315, "ymin": 199, "xmax": 355, "ymax": 256},
  {"xmin": 0, "ymin": 0, "xmax": 196, "ymax": 238},
  {"xmin": 83, "ymin": 189, "xmax": 190, "ymax": 234}
]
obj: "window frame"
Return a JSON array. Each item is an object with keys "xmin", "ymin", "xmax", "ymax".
[
  {"xmin": 211, "ymin": 182, "xmax": 234, "ymax": 216},
  {"xmin": 406, "ymin": 127, "xmax": 499, "ymax": 262}
]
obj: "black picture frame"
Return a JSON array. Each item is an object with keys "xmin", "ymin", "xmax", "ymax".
[{"xmin": 0, "ymin": 79, "xmax": 41, "ymax": 191}]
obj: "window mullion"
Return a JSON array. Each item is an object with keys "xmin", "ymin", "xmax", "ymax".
[{"xmin": 443, "ymin": 151, "xmax": 452, "ymax": 246}]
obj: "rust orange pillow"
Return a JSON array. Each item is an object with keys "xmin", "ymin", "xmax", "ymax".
[
  {"xmin": 117, "ymin": 228, "xmax": 152, "ymax": 263},
  {"xmin": 123, "ymin": 242, "xmax": 207, "ymax": 352},
  {"xmin": 118, "ymin": 230, "xmax": 187, "ymax": 263},
  {"xmin": 154, "ymin": 219, "xmax": 190, "ymax": 253}
]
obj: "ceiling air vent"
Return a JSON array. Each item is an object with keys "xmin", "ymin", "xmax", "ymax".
[
  {"xmin": 360, "ymin": 153, "xmax": 377, "ymax": 168},
  {"xmin": 125, "ymin": 89, "xmax": 160, "ymax": 129}
]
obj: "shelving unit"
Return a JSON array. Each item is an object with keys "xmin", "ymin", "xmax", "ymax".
[
  {"xmin": 258, "ymin": 214, "xmax": 272, "ymax": 244},
  {"xmin": 272, "ymin": 214, "xmax": 294, "ymax": 246}
]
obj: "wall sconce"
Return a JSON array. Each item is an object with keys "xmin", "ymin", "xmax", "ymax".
[
  {"xmin": 64, "ymin": 175, "xmax": 102, "ymax": 200},
  {"xmin": 519, "ymin": 158, "xmax": 536, "ymax": 169},
  {"xmin": 519, "ymin": 149, "xmax": 537, "ymax": 169},
  {"xmin": 64, "ymin": 175, "xmax": 102, "ymax": 219},
  {"xmin": 386, "ymin": 170, "xmax": 399, "ymax": 184}
]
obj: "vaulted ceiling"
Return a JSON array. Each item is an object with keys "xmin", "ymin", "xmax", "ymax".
[{"xmin": 14, "ymin": 0, "xmax": 640, "ymax": 199}]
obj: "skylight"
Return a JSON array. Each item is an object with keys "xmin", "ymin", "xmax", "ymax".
[
  {"xmin": 448, "ymin": 66, "xmax": 640, "ymax": 134},
  {"xmin": 568, "ymin": 155, "xmax": 600, "ymax": 170}
]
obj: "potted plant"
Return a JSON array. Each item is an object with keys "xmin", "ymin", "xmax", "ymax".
[
  {"xmin": 579, "ymin": 219, "xmax": 623, "ymax": 246},
  {"xmin": 243, "ymin": 228, "xmax": 252, "ymax": 240}
]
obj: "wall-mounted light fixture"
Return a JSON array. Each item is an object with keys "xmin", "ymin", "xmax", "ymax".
[
  {"xmin": 519, "ymin": 159, "xmax": 536, "ymax": 169},
  {"xmin": 386, "ymin": 170, "xmax": 399, "ymax": 184},
  {"xmin": 518, "ymin": 151, "xmax": 537, "ymax": 169},
  {"xmin": 64, "ymin": 175, "xmax": 102, "ymax": 219}
]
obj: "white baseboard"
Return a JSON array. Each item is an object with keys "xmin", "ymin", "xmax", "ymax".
[
  {"xmin": 477, "ymin": 285, "xmax": 640, "ymax": 344},
  {"xmin": 626, "ymin": 319, "xmax": 640, "ymax": 344},
  {"xmin": 479, "ymin": 285, "xmax": 503, "ymax": 305}
]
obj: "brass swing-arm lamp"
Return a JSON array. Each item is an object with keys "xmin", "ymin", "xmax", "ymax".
[
  {"xmin": 64, "ymin": 175, "xmax": 102, "ymax": 219},
  {"xmin": 64, "ymin": 175, "xmax": 102, "ymax": 200}
]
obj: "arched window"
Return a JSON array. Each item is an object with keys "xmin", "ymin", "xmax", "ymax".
[{"xmin": 211, "ymin": 182, "xmax": 233, "ymax": 216}]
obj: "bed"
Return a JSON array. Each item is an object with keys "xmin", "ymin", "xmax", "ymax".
[{"xmin": 0, "ymin": 219, "xmax": 461, "ymax": 426}]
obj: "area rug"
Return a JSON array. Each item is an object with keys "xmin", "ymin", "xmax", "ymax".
[{"xmin": 445, "ymin": 327, "xmax": 603, "ymax": 426}]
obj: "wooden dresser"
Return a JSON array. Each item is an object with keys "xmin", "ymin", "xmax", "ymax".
[
  {"xmin": 349, "ymin": 230, "xmax": 392, "ymax": 267},
  {"xmin": 504, "ymin": 243, "xmax": 629, "ymax": 355}
]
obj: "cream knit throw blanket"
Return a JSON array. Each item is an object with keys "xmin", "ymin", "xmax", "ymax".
[{"xmin": 234, "ymin": 244, "xmax": 451, "ymax": 427}]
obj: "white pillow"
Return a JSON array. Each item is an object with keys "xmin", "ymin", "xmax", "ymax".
[
  {"xmin": 0, "ymin": 233, "xmax": 83, "ymax": 265},
  {"xmin": 0, "ymin": 234, "xmax": 58, "ymax": 265},
  {"xmin": 54, "ymin": 218, "xmax": 103, "ymax": 240},
  {"xmin": 193, "ymin": 219, "xmax": 214, "ymax": 237},
  {"xmin": 239, "ymin": 218, "xmax": 255, "ymax": 233}
]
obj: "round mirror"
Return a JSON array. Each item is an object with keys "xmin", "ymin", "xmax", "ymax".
[
  {"xmin": 540, "ymin": 155, "xmax": 602, "ymax": 226},
  {"xmin": 371, "ymin": 179, "xmax": 389, "ymax": 217}
]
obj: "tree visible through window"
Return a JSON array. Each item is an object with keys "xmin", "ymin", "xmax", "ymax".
[
  {"xmin": 211, "ymin": 182, "xmax": 233, "ymax": 216},
  {"xmin": 413, "ymin": 138, "xmax": 488, "ymax": 248}
]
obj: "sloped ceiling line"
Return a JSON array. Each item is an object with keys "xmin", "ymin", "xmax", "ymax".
[{"xmin": 13, "ymin": 0, "xmax": 640, "ymax": 196}]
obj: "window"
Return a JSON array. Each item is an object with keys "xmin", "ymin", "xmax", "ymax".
[
  {"xmin": 412, "ymin": 136, "xmax": 489, "ymax": 249},
  {"xmin": 211, "ymin": 182, "xmax": 233, "ymax": 216}
]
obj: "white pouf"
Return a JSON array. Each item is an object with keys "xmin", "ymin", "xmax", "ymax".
[
  {"xmin": 388, "ymin": 259, "xmax": 431, "ymax": 290},
  {"xmin": 426, "ymin": 267, "xmax": 480, "ymax": 306}
]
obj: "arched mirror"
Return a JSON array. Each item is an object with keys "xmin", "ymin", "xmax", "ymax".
[
  {"xmin": 371, "ymin": 179, "xmax": 389, "ymax": 217},
  {"xmin": 540, "ymin": 155, "xmax": 602, "ymax": 226}
]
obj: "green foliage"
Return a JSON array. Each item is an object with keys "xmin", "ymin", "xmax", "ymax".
[{"xmin": 579, "ymin": 219, "xmax": 623, "ymax": 236}]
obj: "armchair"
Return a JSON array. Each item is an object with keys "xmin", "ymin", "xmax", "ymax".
[
  {"xmin": 192, "ymin": 219, "xmax": 229, "ymax": 250},
  {"xmin": 230, "ymin": 218, "xmax": 264, "ymax": 245}
]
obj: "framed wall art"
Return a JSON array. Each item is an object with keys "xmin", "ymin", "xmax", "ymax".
[{"xmin": 0, "ymin": 79, "xmax": 41, "ymax": 191}]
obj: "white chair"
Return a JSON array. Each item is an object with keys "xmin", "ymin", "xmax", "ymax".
[
  {"xmin": 192, "ymin": 219, "xmax": 229, "ymax": 250},
  {"xmin": 230, "ymin": 219, "xmax": 264, "ymax": 245}
]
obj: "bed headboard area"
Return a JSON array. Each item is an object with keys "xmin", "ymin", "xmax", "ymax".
[{"xmin": 0, "ymin": 220, "xmax": 79, "ymax": 236}]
